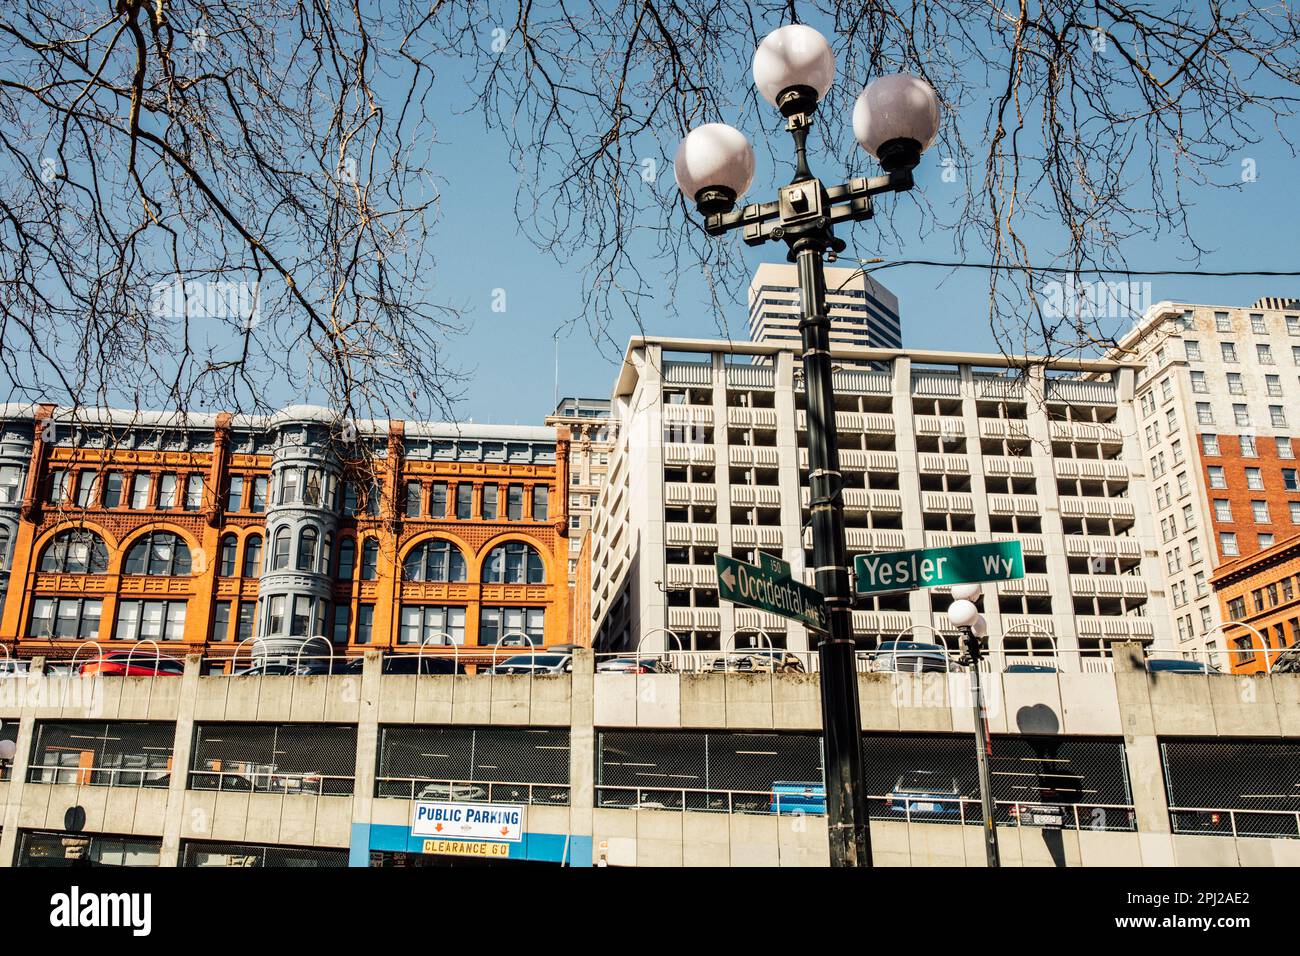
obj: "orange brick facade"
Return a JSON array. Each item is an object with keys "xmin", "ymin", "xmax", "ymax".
[
  {"xmin": 1210, "ymin": 532, "xmax": 1300, "ymax": 673},
  {"xmin": 0, "ymin": 405, "xmax": 572, "ymax": 665}
]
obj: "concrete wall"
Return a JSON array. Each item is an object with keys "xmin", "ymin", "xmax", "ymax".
[{"xmin": 1, "ymin": 646, "xmax": 1298, "ymax": 867}]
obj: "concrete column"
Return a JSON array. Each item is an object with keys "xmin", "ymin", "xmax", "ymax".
[
  {"xmin": 891, "ymin": 358, "xmax": 928, "ymax": 626},
  {"xmin": 773, "ymin": 351, "xmax": 808, "ymax": 652},
  {"xmin": 633, "ymin": 345, "xmax": 667, "ymax": 651},
  {"xmin": 958, "ymin": 364, "xmax": 1006, "ymax": 645},
  {"xmin": 566, "ymin": 647, "xmax": 594, "ymax": 866},
  {"xmin": 158, "ymin": 653, "xmax": 203, "ymax": 865},
  {"xmin": 1111, "ymin": 641, "xmax": 1175, "ymax": 863},
  {"xmin": 1026, "ymin": 366, "xmax": 1079, "ymax": 657},
  {"xmin": 0, "ymin": 708, "xmax": 35, "ymax": 866},
  {"xmin": 1116, "ymin": 366, "xmax": 1173, "ymax": 650},
  {"xmin": 346, "ymin": 650, "xmax": 382, "ymax": 866},
  {"xmin": 711, "ymin": 353, "xmax": 736, "ymax": 649}
]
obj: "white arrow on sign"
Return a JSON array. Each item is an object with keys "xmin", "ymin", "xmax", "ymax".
[{"xmin": 719, "ymin": 566, "xmax": 737, "ymax": 590}]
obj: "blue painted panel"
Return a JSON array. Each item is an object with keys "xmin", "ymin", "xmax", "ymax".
[{"xmin": 358, "ymin": 822, "xmax": 584, "ymax": 864}]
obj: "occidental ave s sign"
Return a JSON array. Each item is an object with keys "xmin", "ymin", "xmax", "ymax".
[
  {"xmin": 714, "ymin": 552, "xmax": 828, "ymax": 632},
  {"xmin": 854, "ymin": 541, "xmax": 1025, "ymax": 595}
]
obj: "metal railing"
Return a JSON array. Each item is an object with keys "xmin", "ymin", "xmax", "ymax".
[
  {"xmin": 872, "ymin": 795, "xmax": 1137, "ymax": 832},
  {"xmin": 375, "ymin": 776, "xmax": 571, "ymax": 806},
  {"xmin": 1169, "ymin": 806, "xmax": 1300, "ymax": 840},
  {"xmin": 596, "ymin": 649, "xmax": 817, "ymax": 674},
  {"xmin": 188, "ymin": 769, "xmax": 356, "ymax": 797},
  {"xmin": 416, "ymin": 633, "xmax": 461, "ymax": 673},
  {"xmin": 592, "ymin": 643, "xmax": 1298, "ymax": 676},
  {"xmin": 595, "ymin": 784, "xmax": 817, "ymax": 816},
  {"xmin": 26, "ymin": 762, "xmax": 173, "ymax": 789},
  {"xmin": 594, "ymin": 784, "xmax": 1137, "ymax": 831},
  {"xmin": 1200, "ymin": 622, "xmax": 1275, "ymax": 672}
]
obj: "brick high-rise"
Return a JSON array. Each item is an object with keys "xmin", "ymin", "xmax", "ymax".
[{"xmin": 1111, "ymin": 297, "xmax": 1300, "ymax": 664}]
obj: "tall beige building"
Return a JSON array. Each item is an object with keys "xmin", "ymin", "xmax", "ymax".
[
  {"xmin": 1108, "ymin": 296, "xmax": 1300, "ymax": 664},
  {"xmin": 589, "ymin": 336, "xmax": 1169, "ymax": 664}
]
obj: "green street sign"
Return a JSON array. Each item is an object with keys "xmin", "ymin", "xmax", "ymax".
[
  {"xmin": 715, "ymin": 552, "xmax": 828, "ymax": 633},
  {"xmin": 854, "ymin": 541, "xmax": 1025, "ymax": 595}
]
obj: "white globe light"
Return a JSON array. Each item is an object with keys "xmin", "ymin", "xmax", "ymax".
[
  {"xmin": 947, "ymin": 599, "xmax": 979, "ymax": 629},
  {"xmin": 852, "ymin": 74, "xmax": 941, "ymax": 169},
  {"xmin": 674, "ymin": 123, "xmax": 756, "ymax": 210},
  {"xmin": 0, "ymin": 739, "xmax": 15, "ymax": 761},
  {"xmin": 950, "ymin": 583, "xmax": 982, "ymax": 602},
  {"xmin": 971, "ymin": 614, "xmax": 988, "ymax": 639},
  {"xmin": 752, "ymin": 24, "xmax": 836, "ymax": 110}
]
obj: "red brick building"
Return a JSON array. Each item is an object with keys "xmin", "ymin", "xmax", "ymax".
[{"xmin": 1210, "ymin": 532, "xmax": 1300, "ymax": 673}]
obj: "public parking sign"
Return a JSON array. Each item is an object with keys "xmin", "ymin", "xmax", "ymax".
[
  {"xmin": 412, "ymin": 802, "xmax": 524, "ymax": 843},
  {"xmin": 853, "ymin": 541, "xmax": 1025, "ymax": 595},
  {"xmin": 714, "ymin": 552, "xmax": 828, "ymax": 633}
]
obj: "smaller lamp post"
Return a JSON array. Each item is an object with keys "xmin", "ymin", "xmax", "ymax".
[{"xmin": 949, "ymin": 583, "xmax": 1001, "ymax": 867}]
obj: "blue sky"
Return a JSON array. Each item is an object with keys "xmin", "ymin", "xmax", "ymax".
[
  {"xmin": 423, "ymin": 59, "xmax": 1300, "ymax": 426},
  {"xmin": 8, "ymin": 10, "xmax": 1298, "ymax": 424}
]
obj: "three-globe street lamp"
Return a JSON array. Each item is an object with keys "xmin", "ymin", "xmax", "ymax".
[
  {"xmin": 675, "ymin": 23, "xmax": 940, "ymax": 868},
  {"xmin": 949, "ymin": 584, "xmax": 1001, "ymax": 868}
]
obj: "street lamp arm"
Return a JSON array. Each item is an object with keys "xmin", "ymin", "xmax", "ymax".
[
  {"xmin": 702, "ymin": 170, "xmax": 914, "ymax": 241},
  {"xmin": 1200, "ymin": 621, "xmax": 1274, "ymax": 671}
]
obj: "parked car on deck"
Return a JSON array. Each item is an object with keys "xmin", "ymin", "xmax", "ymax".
[
  {"xmin": 886, "ymin": 770, "xmax": 964, "ymax": 818},
  {"xmin": 770, "ymin": 782, "xmax": 825, "ymax": 815},
  {"xmin": 596, "ymin": 656, "xmax": 671, "ymax": 674},
  {"xmin": 485, "ymin": 653, "xmax": 573, "ymax": 675},
  {"xmin": 1004, "ymin": 662, "xmax": 1058, "ymax": 673},
  {"xmin": 867, "ymin": 641, "xmax": 960, "ymax": 673},
  {"xmin": 416, "ymin": 782, "xmax": 489, "ymax": 802},
  {"xmin": 80, "ymin": 653, "xmax": 184, "ymax": 677},
  {"xmin": 230, "ymin": 658, "xmax": 342, "ymax": 676},
  {"xmin": 378, "ymin": 655, "xmax": 464, "ymax": 675},
  {"xmin": 1146, "ymin": 658, "xmax": 1219, "ymax": 675},
  {"xmin": 710, "ymin": 650, "xmax": 805, "ymax": 673}
]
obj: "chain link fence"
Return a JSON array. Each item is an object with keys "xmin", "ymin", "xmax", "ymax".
[
  {"xmin": 27, "ymin": 721, "xmax": 174, "ymax": 788},
  {"xmin": 862, "ymin": 733, "xmax": 1136, "ymax": 830},
  {"xmin": 16, "ymin": 829, "xmax": 162, "ymax": 866},
  {"xmin": 190, "ymin": 723, "xmax": 357, "ymax": 796},
  {"xmin": 1161, "ymin": 739, "xmax": 1300, "ymax": 839},
  {"xmin": 596, "ymin": 730, "xmax": 824, "ymax": 814},
  {"xmin": 594, "ymin": 729, "xmax": 1134, "ymax": 827},
  {"xmin": 180, "ymin": 840, "xmax": 348, "ymax": 867},
  {"xmin": 377, "ymin": 726, "xmax": 570, "ymax": 805}
]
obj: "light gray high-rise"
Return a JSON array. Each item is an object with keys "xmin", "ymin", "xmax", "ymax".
[{"xmin": 747, "ymin": 262, "xmax": 902, "ymax": 355}]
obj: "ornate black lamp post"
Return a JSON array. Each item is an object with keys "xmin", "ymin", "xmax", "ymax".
[{"xmin": 674, "ymin": 24, "xmax": 941, "ymax": 867}]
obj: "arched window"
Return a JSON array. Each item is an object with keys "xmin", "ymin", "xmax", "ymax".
[
  {"xmin": 303, "ymin": 470, "xmax": 322, "ymax": 507},
  {"xmin": 242, "ymin": 534, "xmax": 262, "ymax": 578},
  {"xmin": 39, "ymin": 529, "xmax": 110, "ymax": 574},
  {"xmin": 403, "ymin": 539, "xmax": 468, "ymax": 582},
  {"xmin": 219, "ymin": 534, "xmax": 238, "ymax": 577},
  {"xmin": 297, "ymin": 526, "xmax": 319, "ymax": 572},
  {"xmin": 484, "ymin": 541, "xmax": 545, "ymax": 584},
  {"xmin": 124, "ymin": 531, "xmax": 192, "ymax": 576},
  {"xmin": 336, "ymin": 537, "xmax": 356, "ymax": 580},
  {"xmin": 271, "ymin": 527, "xmax": 291, "ymax": 571},
  {"xmin": 360, "ymin": 538, "xmax": 379, "ymax": 580}
]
